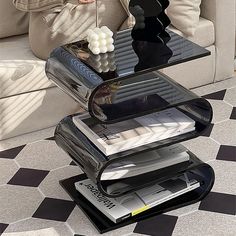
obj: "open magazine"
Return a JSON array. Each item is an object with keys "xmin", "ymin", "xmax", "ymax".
[
  {"xmin": 72, "ymin": 108, "xmax": 195, "ymax": 156},
  {"xmin": 75, "ymin": 173, "xmax": 200, "ymax": 223}
]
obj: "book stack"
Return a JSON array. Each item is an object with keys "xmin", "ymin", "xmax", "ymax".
[{"xmin": 73, "ymin": 107, "xmax": 200, "ymax": 222}]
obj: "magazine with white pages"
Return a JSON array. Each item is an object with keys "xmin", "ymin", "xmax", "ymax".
[
  {"xmin": 72, "ymin": 108, "xmax": 195, "ymax": 156},
  {"xmin": 101, "ymin": 144, "xmax": 190, "ymax": 180},
  {"xmin": 75, "ymin": 174, "xmax": 200, "ymax": 223}
]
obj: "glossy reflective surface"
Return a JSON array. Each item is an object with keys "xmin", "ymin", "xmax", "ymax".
[
  {"xmin": 46, "ymin": 25, "xmax": 211, "ymax": 123},
  {"xmin": 62, "ymin": 29, "xmax": 210, "ymax": 81},
  {"xmin": 129, "ymin": 0, "xmax": 171, "ymax": 42},
  {"xmin": 54, "ymin": 79, "xmax": 213, "ymax": 195},
  {"xmin": 46, "ymin": 29, "xmax": 210, "ymax": 123},
  {"xmin": 129, "ymin": 0, "xmax": 165, "ymax": 17},
  {"xmin": 48, "ymin": 1, "xmax": 214, "ymax": 224},
  {"xmin": 90, "ymin": 71, "xmax": 199, "ymax": 122}
]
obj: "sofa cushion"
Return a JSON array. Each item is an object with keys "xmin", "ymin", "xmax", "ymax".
[
  {"xmin": 167, "ymin": 0, "xmax": 201, "ymax": 37},
  {"xmin": 119, "ymin": 16, "xmax": 214, "ymax": 48},
  {"xmin": 0, "ymin": 34, "xmax": 54, "ymax": 99},
  {"xmin": 168, "ymin": 17, "xmax": 214, "ymax": 48},
  {"xmin": 0, "ymin": 1, "xmax": 29, "ymax": 38},
  {"xmin": 120, "ymin": 0, "xmax": 201, "ymax": 37},
  {"xmin": 163, "ymin": 45, "xmax": 215, "ymax": 89}
]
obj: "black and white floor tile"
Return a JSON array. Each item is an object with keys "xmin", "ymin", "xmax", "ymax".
[{"xmin": 0, "ymin": 78, "xmax": 236, "ymax": 236}]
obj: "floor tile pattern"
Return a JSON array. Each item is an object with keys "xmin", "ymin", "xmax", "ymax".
[
  {"xmin": 32, "ymin": 198, "xmax": 76, "ymax": 222},
  {"xmin": 0, "ymin": 225, "xmax": 8, "ymax": 235},
  {"xmin": 0, "ymin": 78, "xmax": 236, "ymax": 236},
  {"xmin": 199, "ymin": 192, "xmax": 236, "ymax": 215},
  {"xmin": 0, "ymin": 145, "xmax": 25, "ymax": 159},
  {"xmin": 134, "ymin": 214, "xmax": 178, "ymax": 236},
  {"xmin": 203, "ymin": 89, "xmax": 226, "ymax": 100},
  {"xmin": 8, "ymin": 168, "xmax": 49, "ymax": 187},
  {"xmin": 216, "ymin": 145, "xmax": 236, "ymax": 162},
  {"xmin": 230, "ymin": 107, "xmax": 236, "ymax": 119}
]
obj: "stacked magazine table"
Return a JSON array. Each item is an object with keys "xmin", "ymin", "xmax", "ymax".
[{"xmin": 45, "ymin": 28, "xmax": 215, "ymax": 233}]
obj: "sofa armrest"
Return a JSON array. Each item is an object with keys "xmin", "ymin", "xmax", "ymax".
[{"xmin": 200, "ymin": 0, "xmax": 235, "ymax": 81}]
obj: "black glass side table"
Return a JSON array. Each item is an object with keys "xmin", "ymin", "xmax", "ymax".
[{"xmin": 45, "ymin": 28, "xmax": 214, "ymax": 233}]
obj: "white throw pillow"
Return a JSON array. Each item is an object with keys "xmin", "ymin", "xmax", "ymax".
[
  {"xmin": 120, "ymin": 0, "xmax": 201, "ymax": 37},
  {"xmin": 167, "ymin": 0, "xmax": 201, "ymax": 36}
]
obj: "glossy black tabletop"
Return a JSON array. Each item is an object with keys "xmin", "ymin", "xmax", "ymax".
[{"xmin": 62, "ymin": 28, "xmax": 210, "ymax": 82}]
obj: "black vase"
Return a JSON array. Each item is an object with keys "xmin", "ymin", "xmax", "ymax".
[{"xmin": 129, "ymin": 0, "xmax": 171, "ymax": 42}]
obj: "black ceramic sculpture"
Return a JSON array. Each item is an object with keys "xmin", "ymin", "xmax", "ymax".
[{"xmin": 129, "ymin": 0, "xmax": 171, "ymax": 42}]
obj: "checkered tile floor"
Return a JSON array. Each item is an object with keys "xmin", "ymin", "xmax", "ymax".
[{"xmin": 0, "ymin": 78, "xmax": 236, "ymax": 236}]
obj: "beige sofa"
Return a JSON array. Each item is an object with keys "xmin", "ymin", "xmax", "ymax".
[
  {"xmin": 0, "ymin": 0, "xmax": 235, "ymax": 140},
  {"xmin": 163, "ymin": 0, "xmax": 235, "ymax": 88},
  {"xmin": 0, "ymin": 0, "xmax": 127, "ymax": 140}
]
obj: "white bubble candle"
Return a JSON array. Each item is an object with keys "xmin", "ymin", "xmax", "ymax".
[{"xmin": 86, "ymin": 26, "xmax": 115, "ymax": 55}]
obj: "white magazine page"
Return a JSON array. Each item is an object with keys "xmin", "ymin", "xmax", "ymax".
[{"xmin": 73, "ymin": 108, "xmax": 195, "ymax": 155}]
